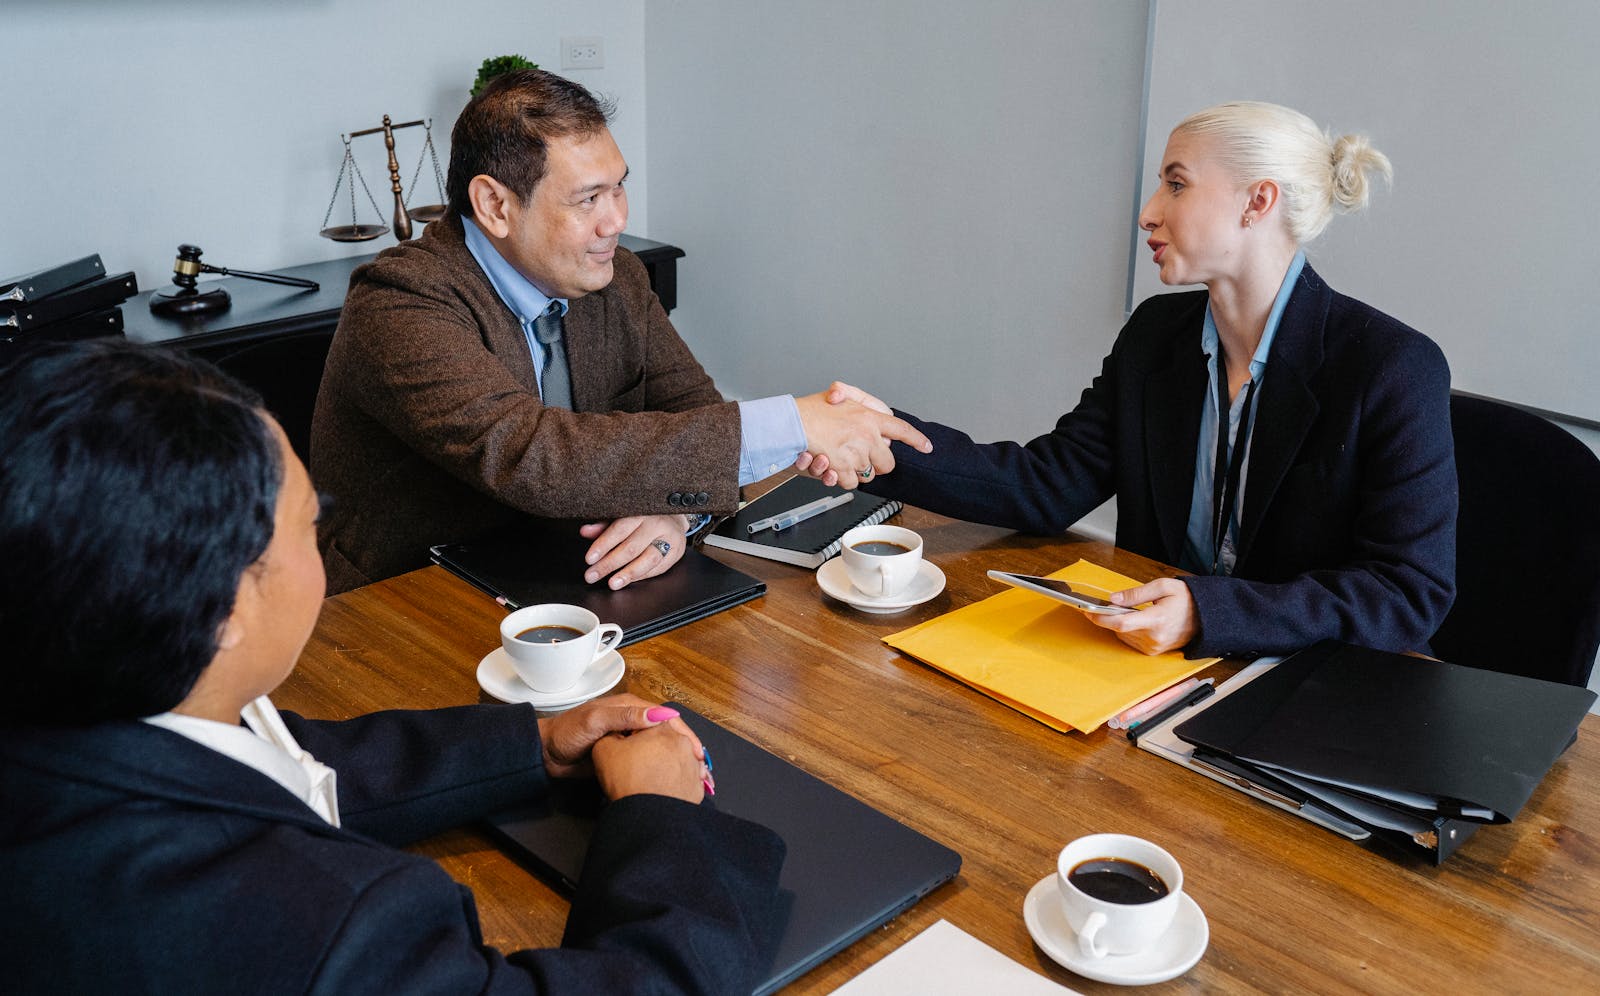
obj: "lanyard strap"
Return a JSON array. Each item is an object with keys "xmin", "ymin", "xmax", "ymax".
[{"xmin": 1210, "ymin": 363, "xmax": 1257, "ymax": 575}]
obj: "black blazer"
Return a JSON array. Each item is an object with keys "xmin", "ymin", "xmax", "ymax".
[
  {"xmin": 872, "ymin": 264, "xmax": 1456, "ymax": 657},
  {"xmin": 0, "ymin": 704, "xmax": 784, "ymax": 994}
]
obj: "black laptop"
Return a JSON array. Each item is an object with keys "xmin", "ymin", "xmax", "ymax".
[
  {"xmin": 487, "ymin": 704, "xmax": 962, "ymax": 994},
  {"xmin": 430, "ymin": 520, "xmax": 766, "ymax": 647}
]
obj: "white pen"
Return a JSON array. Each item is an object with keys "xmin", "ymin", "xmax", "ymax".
[{"xmin": 747, "ymin": 492, "xmax": 854, "ymax": 533}]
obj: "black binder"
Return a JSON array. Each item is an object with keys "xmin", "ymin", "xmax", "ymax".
[
  {"xmin": 430, "ymin": 520, "xmax": 766, "ymax": 646},
  {"xmin": 0, "ymin": 272, "xmax": 137, "ymax": 331},
  {"xmin": 0, "ymin": 307, "xmax": 123, "ymax": 346},
  {"xmin": 0, "ymin": 254, "xmax": 105, "ymax": 304},
  {"xmin": 1174, "ymin": 641, "xmax": 1595, "ymax": 863}
]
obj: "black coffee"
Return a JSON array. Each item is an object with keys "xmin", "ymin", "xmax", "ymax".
[
  {"xmin": 1068, "ymin": 858, "xmax": 1169, "ymax": 905},
  {"xmin": 515, "ymin": 625, "xmax": 585, "ymax": 644},
  {"xmin": 851, "ymin": 541, "xmax": 912, "ymax": 556}
]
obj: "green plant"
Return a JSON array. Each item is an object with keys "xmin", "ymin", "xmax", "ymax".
[{"xmin": 471, "ymin": 55, "xmax": 539, "ymax": 97}]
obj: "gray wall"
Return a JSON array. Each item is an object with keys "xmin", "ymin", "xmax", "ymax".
[
  {"xmin": 1, "ymin": 0, "xmax": 649, "ymax": 288},
  {"xmin": 643, "ymin": 0, "xmax": 1151, "ymax": 448}
]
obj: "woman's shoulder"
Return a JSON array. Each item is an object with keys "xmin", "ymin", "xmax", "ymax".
[
  {"xmin": 1127, "ymin": 287, "xmax": 1209, "ymax": 327},
  {"xmin": 1321, "ymin": 281, "xmax": 1448, "ymax": 374},
  {"xmin": 1119, "ymin": 288, "xmax": 1210, "ymax": 358}
]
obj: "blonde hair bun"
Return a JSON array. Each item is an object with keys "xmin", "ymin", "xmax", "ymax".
[
  {"xmin": 1175, "ymin": 101, "xmax": 1392, "ymax": 244},
  {"xmin": 1330, "ymin": 133, "xmax": 1392, "ymax": 213}
]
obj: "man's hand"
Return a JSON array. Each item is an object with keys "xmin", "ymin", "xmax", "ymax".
[
  {"xmin": 579, "ymin": 514, "xmax": 689, "ymax": 589},
  {"xmin": 1083, "ymin": 578, "xmax": 1198, "ymax": 655},
  {"xmin": 538, "ymin": 694, "xmax": 707, "ymax": 782},
  {"xmin": 796, "ymin": 381, "xmax": 901, "ymax": 482},
  {"xmin": 792, "ymin": 385, "xmax": 930, "ymax": 489}
]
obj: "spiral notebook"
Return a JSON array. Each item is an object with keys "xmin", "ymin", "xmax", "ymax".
[{"xmin": 705, "ymin": 477, "xmax": 901, "ymax": 568}]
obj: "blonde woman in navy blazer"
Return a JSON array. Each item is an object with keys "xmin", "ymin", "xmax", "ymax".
[{"xmin": 820, "ymin": 103, "xmax": 1455, "ymax": 659}]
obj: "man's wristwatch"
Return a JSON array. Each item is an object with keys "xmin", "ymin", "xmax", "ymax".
[{"xmin": 684, "ymin": 513, "xmax": 713, "ymax": 539}]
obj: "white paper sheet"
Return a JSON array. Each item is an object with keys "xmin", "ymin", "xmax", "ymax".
[{"xmin": 830, "ymin": 919, "xmax": 1081, "ymax": 995}]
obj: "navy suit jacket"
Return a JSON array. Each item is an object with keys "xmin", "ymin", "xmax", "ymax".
[
  {"xmin": 871, "ymin": 265, "xmax": 1456, "ymax": 657},
  {"xmin": 1, "ymin": 704, "xmax": 784, "ymax": 994}
]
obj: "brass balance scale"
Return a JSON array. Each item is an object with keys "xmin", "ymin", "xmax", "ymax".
[
  {"xmin": 148, "ymin": 115, "xmax": 445, "ymax": 318},
  {"xmin": 319, "ymin": 115, "xmax": 447, "ymax": 243}
]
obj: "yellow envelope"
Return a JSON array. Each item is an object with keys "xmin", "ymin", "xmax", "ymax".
[{"xmin": 884, "ymin": 560, "xmax": 1215, "ymax": 733}]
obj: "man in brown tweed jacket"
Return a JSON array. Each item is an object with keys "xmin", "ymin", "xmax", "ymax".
[{"xmin": 312, "ymin": 70, "xmax": 928, "ymax": 594}]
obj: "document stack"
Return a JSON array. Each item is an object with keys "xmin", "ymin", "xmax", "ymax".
[
  {"xmin": 1168, "ymin": 641, "xmax": 1595, "ymax": 863},
  {"xmin": 1, "ymin": 254, "xmax": 136, "ymax": 345}
]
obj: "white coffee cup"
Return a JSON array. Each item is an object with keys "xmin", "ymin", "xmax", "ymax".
[
  {"xmin": 1057, "ymin": 834, "xmax": 1183, "ymax": 959},
  {"xmin": 840, "ymin": 524, "xmax": 923, "ymax": 597},
  {"xmin": 499, "ymin": 604, "xmax": 623, "ymax": 693}
]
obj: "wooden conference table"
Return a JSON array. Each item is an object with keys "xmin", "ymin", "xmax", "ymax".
[{"xmin": 277, "ymin": 505, "xmax": 1599, "ymax": 993}]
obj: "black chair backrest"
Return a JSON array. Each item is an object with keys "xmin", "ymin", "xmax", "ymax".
[
  {"xmin": 204, "ymin": 327, "xmax": 335, "ymax": 466},
  {"xmin": 1431, "ymin": 395, "xmax": 1600, "ymax": 686}
]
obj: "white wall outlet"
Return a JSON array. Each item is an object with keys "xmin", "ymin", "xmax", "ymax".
[{"xmin": 561, "ymin": 36, "xmax": 604, "ymax": 70}]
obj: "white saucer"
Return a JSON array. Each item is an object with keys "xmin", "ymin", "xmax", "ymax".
[
  {"xmin": 1022, "ymin": 874, "xmax": 1208, "ymax": 986},
  {"xmin": 476, "ymin": 646, "xmax": 625, "ymax": 708},
  {"xmin": 816, "ymin": 557, "xmax": 946, "ymax": 613}
]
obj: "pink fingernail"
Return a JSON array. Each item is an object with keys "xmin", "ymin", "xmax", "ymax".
[
  {"xmin": 703, "ymin": 777, "xmax": 716, "ymax": 796},
  {"xmin": 645, "ymin": 706, "xmax": 679, "ymax": 722}
]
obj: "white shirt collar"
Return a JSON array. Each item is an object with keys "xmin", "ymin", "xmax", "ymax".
[{"xmin": 143, "ymin": 695, "xmax": 340, "ymax": 827}]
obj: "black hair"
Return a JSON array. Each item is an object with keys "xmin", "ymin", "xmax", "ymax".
[
  {"xmin": 446, "ymin": 67, "xmax": 616, "ymax": 219},
  {"xmin": 0, "ymin": 340, "xmax": 281, "ymax": 725}
]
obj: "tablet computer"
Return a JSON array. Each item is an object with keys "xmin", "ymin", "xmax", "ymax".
[{"xmin": 986, "ymin": 570, "xmax": 1134, "ymax": 614}]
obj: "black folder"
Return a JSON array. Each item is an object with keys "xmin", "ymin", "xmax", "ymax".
[
  {"xmin": 1174, "ymin": 641, "xmax": 1594, "ymax": 862},
  {"xmin": 0, "ymin": 306, "xmax": 123, "ymax": 346},
  {"xmin": 430, "ymin": 520, "xmax": 766, "ymax": 646},
  {"xmin": 0, "ymin": 254, "xmax": 105, "ymax": 304},
  {"xmin": 0, "ymin": 271, "xmax": 137, "ymax": 331}
]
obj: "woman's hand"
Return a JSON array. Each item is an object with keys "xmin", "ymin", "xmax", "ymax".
[
  {"xmin": 537, "ymin": 694, "xmax": 705, "ymax": 780},
  {"xmin": 1083, "ymin": 577, "xmax": 1198, "ymax": 655},
  {"xmin": 794, "ymin": 381, "xmax": 900, "ymax": 482},
  {"xmin": 592, "ymin": 722, "xmax": 709, "ymax": 804},
  {"xmin": 579, "ymin": 514, "xmax": 689, "ymax": 590}
]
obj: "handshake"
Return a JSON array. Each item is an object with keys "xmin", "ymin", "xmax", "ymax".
[{"xmin": 792, "ymin": 382, "xmax": 930, "ymax": 489}]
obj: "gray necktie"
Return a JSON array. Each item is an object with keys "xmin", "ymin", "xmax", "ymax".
[{"xmin": 531, "ymin": 305, "xmax": 572, "ymax": 409}]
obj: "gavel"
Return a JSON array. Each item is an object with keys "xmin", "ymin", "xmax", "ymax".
[{"xmin": 149, "ymin": 244, "xmax": 319, "ymax": 317}]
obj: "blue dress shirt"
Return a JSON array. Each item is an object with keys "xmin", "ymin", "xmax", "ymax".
[
  {"xmin": 462, "ymin": 218, "xmax": 805, "ymax": 488},
  {"xmin": 1179, "ymin": 250, "xmax": 1306, "ymax": 575},
  {"xmin": 462, "ymin": 217, "xmax": 568, "ymax": 391}
]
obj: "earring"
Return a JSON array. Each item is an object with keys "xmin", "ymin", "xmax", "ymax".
[{"xmin": 1242, "ymin": 215, "xmax": 1253, "ymax": 228}]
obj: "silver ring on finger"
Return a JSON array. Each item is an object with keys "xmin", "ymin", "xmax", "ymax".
[
  {"xmin": 856, "ymin": 467, "xmax": 874, "ymax": 481},
  {"xmin": 653, "ymin": 539, "xmax": 672, "ymax": 556}
]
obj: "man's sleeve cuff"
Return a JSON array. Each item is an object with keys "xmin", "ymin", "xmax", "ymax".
[{"xmin": 737, "ymin": 395, "xmax": 806, "ymax": 486}]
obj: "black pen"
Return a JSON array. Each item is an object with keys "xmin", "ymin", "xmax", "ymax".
[{"xmin": 1126, "ymin": 681, "xmax": 1215, "ymax": 744}]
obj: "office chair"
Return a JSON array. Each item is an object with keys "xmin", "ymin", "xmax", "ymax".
[{"xmin": 1430, "ymin": 395, "xmax": 1600, "ymax": 687}]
